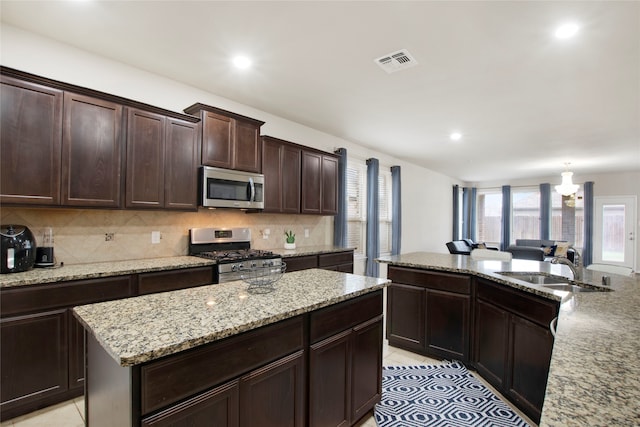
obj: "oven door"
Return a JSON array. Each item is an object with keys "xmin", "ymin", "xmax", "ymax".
[{"xmin": 200, "ymin": 166, "xmax": 264, "ymax": 209}]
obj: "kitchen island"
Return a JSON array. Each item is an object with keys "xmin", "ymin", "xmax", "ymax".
[
  {"xmin": 377, "ymin": 252, "xmax": 640, "ymax": 427},
  {"xmin": 73, "ymin": 268, "xmax": 388, "ymax": 427}
]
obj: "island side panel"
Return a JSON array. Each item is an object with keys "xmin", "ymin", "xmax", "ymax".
[{"xmin": 87, "ymin": 334, "xmax": 135, "ymax": 427}]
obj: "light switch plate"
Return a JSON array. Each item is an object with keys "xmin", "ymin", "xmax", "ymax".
[{"xmin": 151, "ymin": 231, "xmax": 161, "ymax": 244}]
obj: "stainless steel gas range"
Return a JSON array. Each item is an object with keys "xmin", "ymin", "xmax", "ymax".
[{"xmin": 189, "ymin": 227, "xmax": 282, "ymax": 283}]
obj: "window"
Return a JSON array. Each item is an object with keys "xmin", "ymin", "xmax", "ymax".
[
  {"xmin": 346, "ymin": 159, "xmax": 394, "ymax": 258},
  {"xmin": 551, "ymin": 189, "xmax": 584, "ymax": 249},
  {"xmin": 346, "ymin": 160, "xmax": 366, "ymax": 257},
  {"xmin": 379, "ymin": 169, "xmax": 393, "ymax": 256},
  {"xmin": 476, "ymin": 189, "xmax": 502, "ymax": 247},
  {"xmin": 511, "ymin": 187, "xmax": 540, "ymax": 243}
]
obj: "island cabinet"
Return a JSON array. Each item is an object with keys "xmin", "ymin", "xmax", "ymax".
[
  {"xmin": 133, "ymin": 318, "xmax": 305, "ymax": 427},
  {"xmin": 183, "ymin": 103, "xmax": 264, "ymax": 173},
  {"xmin": 301, "ymin": 150, "xmax": 338, "ymax": 215},
  {"xmin": 285, "ymin": 250, "xmax": 354, "ymax": 273},
  {"xmin": 474, "ymin": 278, "xmax": 559, "ymax": 423},
  {"xmin": 308, "ymin": 291, "xmax": 383, "ymax": 427},
  {"xmin": 386, "ymin": 266, "xmax": 472, "ymax": 362},
  {"xmin": 126, "ymin": 109, "xmax": 200, "ymax": 210},
  {"xmin": 261, "ymin": 136, "xmax": 301, "ymax": 213},
  {"xmin": 0, "ymin": 276, "xmax": 135, "ymax": 421},
  {"xmin": 82, "ymin": 287, "xmax": 383, "ymax": 427}
]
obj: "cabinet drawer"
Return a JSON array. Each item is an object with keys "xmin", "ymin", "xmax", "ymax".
[
  {"xmin": 310, "ymin": 290, "xmax": 383, "ymax": 343},
  {"xmin": 140, "ymin": 316, "xmax": 304, "ymax": 415},
  {"xmin": 284, "ymin": 255, "xmax": 317, "ymax": 272},
  {"xmin": 138, "ymin": 267, "xmax": 213, "ymax": 295},
  {"xmin": 476, "ymin": 279, "xmax": 559, "ymax": 327},
  {"xmin": 318, "ymin": 251, "xmax": 353, "ymax": 268},
  {"xmin": 388, "ymin": 266, "xmax": 471, "ymax": 294},
  {"xmin": 1, "ymin": 276, "xmax": 134, "ymax": 317}
]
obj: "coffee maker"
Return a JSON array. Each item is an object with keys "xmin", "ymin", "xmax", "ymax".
[
  {"xmin": 1, "ymin": 225, "xmax": 37, "ymax": 273},
  {"xmin": 35, "ymin": 227, "xmax": 55, "ymax": 267}
]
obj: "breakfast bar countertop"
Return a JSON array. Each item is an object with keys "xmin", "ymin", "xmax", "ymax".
[
  {"xmin": 0, "ymin": 256, "xmax": 216, "ymax": 288},
  {"xmin": 73, "ymin": 268, "xmax": 388, "ymax": 367},
  {"xmin": 376, "ymin": 252, "xmax": 640, "ymax": 427}
]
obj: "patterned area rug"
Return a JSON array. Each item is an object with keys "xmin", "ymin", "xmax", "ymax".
[{"xmin": 375, "ymin": 361, "xmax": 531, "ymax": 427}]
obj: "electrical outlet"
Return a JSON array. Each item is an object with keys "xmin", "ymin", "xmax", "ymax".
[
  {"xmin": 304, "ymin": 229, "xmax": 309, "ymax": 238},
  {"xmin": 105, "ymin": 233, "xmax": 114, "ymax": 241},
  {"xmin": 151, "ymin": 231, "xmax": 161, "ymax": 244},
  {"xmin": 263, "ymin": 228, "xmax": 271, "ymax": 239}
]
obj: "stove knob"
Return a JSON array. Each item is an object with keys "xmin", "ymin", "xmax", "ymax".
[
  {"xmin": 231, "ymin": 265, "xmax": 238, "ymax": 272},
  {"xmin": 263, "ymin": 260, "xmax": 273, "ymax": 267}
]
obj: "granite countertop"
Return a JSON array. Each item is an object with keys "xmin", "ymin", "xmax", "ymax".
[
  {"xmin": 73, "ymin": 268, "xmax": 388, "ymax": 367},
  {"xmin": 269, "ymin": 245, "xmax": 356, "ymax": 258},
  {"xmin": 0, "ymin": 256, "xmax": 216, "ymax": 288},
  {"xmin": 377, "ymin": 252, "xmax": 640, "ymax": 426}
]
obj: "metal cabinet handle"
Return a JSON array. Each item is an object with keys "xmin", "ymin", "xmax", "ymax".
[{"xmin": 550, "ymin": 317, "xmax": 558, "ymax": 338}]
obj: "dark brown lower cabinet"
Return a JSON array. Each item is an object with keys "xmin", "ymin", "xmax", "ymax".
[
  {"xmin": 239, "ymin": 351, "xmax": 305, "ymax": 427},
  {"xmin": 141, "ymin": 381, "xmax": 240, "ymax": 427},
  {"xmin": 0, "ymin": 266, "xmax": 213, "ymax": 422},
  {"xmin": 386, "ymin": 266, "xmax": 471, "ymax": 362},
  {"xmin": 309, "ymin": 293, "xmax": 383, "ymax": 427},
  {"xmin": 386, "ymin": 283, "xmax": 425, "ymax": 351},
  {"xmin": 0, "ymin": 310, "xmax": 68, "ymax": 415},
  {"xmin": 474, "ymin": 278, "xmax": 558, "ymax": 423},
  {"xmin": 284, "ymin": 250, "xmax": 354, "ymax": 273}
]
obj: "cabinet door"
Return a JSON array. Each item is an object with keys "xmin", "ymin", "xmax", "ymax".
[
  {"xmin": 350, "ymin": 316, "xmax": 382, "ymax": 422},
  {"xmin": 508, "ymin": 315, "xmax": 554, "ymax": 423},
  {"xmin": 474, "ymin": 299, "xmax": 509, "ymax": 389},
  {"xmin": 62, "ymin": 92, "xmax": 123, "ymax": 207},
  {"xmin": 68, "ymin": 313, "xmax": 85, "ymax": 392},
  {"xmin": 0, "ymin": 310, "xmax": 68, "ymax": 413},
  {"xmin": 284, "ymin": 255, "xmax": 318, "ymax": 272},
  {"xmin": 142, "ymin": 380, "xmax": 239, "ymax": 427},
  {"xmin": 261, "ymin": 138, "xmax": 283, "ymax": 212},
  {"xmin": 301, "ymin": 151, "xmax": 322, "ymax": 214},
  {"xmin": 309, "ymin": 330, "xmax": 350, "ymax": 427},
  {"xmin": 202, "ymin": 111, "xmax": 233, "ymax": 168},
  {"xmin": 281, "ymin": 144, "xmax": 301, "ymax": 213},
  {"xmin": 425, "ymin": 289, "xmax": 470, "ymax": 362},
  {"xmin": 239, "ymin": 351, "xmax": 305, "ymax": 427},
  {"xmin": 386, "ymin": 283, "xmax": 425, "ymax": 351},
  {"xmin": 321, "ymin": 154, "xmax": 338, "ymax": 215},
  {"xmin": 1, "ymin": 76, "xmax": 63, "ymax": 205},
  {"xmin": 165, "ymin": 118, "xmax": 199, "ymax": 210},
  {"xmin": 234, "ymin": 120, "xmax": 261, "ymax": 173},
  {"xmin": 126, "ymin": 108, "xmax": 165, "ymax": 208}
]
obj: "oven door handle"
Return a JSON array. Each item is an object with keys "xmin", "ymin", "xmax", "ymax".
[{"xmin": 248, "ymin": 178, "xmax": 256, "ymax": 201}]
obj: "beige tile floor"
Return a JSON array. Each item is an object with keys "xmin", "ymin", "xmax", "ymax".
[{"xmin": 1, "ymin": 341, "xmax": 535, "ymax": 427}]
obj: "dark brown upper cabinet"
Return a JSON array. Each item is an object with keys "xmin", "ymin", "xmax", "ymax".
[
  {"xmin": 184, "ymin": 103, "xmax": 264, "ymax": 173},
  {"xmin": 261, "ymin": 136, "xmax": 301, "ymax": 213},
  {"xmin": 62, "ymin": 92, "xmax": 124, "ymax": 207},
  {"xmin": 1, "ymin": 76, "xmax": 63, "ymax": 205},
  {"xmin": 301, "ymin": 150, "xmax": 338, "ymax": 215},
  {"xmin": 1, "ymin": 67, "xmax": 200, "ymax": 210},
  {"xmin": 126, "ymin": 110, "xmax": 199, "ymax": 210}
]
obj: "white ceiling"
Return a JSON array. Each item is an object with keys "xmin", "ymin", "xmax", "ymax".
[{"xmin": 1, "ymin": 1, "xmax": 639, "ymax": 183}]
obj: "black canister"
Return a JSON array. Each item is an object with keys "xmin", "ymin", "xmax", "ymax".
[{"xmin": 1, "ymin": 225, "xmax": 37, "ymax": 273}]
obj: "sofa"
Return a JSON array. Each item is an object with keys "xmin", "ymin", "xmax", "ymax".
[
  {"xmin": 446, "ymin": 239, "xmax": 497, "ymax": 255},
  {"xmin": 506, "ymin": 239, "xmax": 576, "ymax": 262}
]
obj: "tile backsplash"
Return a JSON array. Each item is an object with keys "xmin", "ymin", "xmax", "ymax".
[{"xmin": 1, "ymin": 207, "xmax": 333, "ymax": 265}]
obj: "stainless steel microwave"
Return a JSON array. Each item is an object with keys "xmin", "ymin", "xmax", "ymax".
[{"xmin": 200, "ymin": 166, "xmax": 264, "ymax": 209}]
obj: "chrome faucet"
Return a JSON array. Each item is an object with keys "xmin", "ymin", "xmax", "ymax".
[{"xmin": 551, "ymin": 246, "xmax": 582, "ymax": 280}]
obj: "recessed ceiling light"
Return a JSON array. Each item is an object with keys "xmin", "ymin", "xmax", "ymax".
[
  {"xmin": 232, "ymin": 56, "xmax": 252, "ymax": 69},
  {"xmin": 555, "ymin": 22, "xmax": 579, "ymax": 39},
  {"xmin": 450, "ymin": 132, "xmax": 462, "ymax": 141}
]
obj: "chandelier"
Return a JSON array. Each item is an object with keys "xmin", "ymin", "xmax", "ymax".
[{"xmin": 555, "ymin": 163, "xmax": 579, "ymax": 196}]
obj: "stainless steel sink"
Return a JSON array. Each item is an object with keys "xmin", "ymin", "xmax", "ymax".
[
  {"xmin": 496, "ymin": 271, "xmax": 573, "ymax": 285},
  {"xmin": 496, "ymin": 272, "xmax": 612, "ymax": 292}
]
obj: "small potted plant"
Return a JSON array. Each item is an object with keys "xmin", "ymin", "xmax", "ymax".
[{"xmin": 284, "ymin": 230, "xmax": 296, "ymax": 250}]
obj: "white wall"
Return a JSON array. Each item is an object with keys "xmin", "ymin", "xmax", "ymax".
[{"xmin": 1, "ymin": 25, "xmax": 460, "ymax": 261}]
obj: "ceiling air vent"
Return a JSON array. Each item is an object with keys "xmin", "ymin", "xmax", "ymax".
[{"xmin": 375, "ymin": 49, "xmax": 418, "ymax": 74}]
